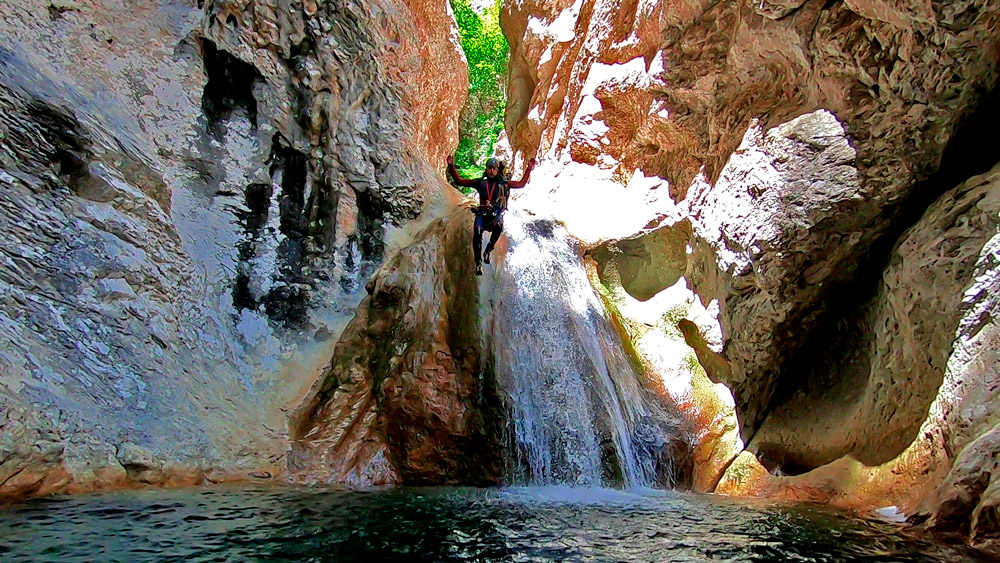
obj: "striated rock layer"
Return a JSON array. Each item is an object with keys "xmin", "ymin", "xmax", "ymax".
[{"xmin": 0, "ymin": 0, "xmax": 466, "ymax": 497}]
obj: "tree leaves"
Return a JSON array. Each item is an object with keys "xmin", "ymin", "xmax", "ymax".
[{"xmin": 450, "ymin": 0, "xmax": 508, "ymax": 174}]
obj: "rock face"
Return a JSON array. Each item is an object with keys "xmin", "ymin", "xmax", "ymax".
[
  {"xmin": 503, "ymin": 0, "xmax": 1000, "ymax": 440},
  {"xmin": 290, "ymin": 206, "xmax": 506, "ymax": 486},
  {"xmin": 0, "ymin": 0, "xmax": 466, "ymax": 497},
  {"xmin": 2, "ymin": 0, "xmax": 998, "ymax": 553},
  {"xmin": 912, "ymin": 169, "xmax": 1000, "ymax": 548},
  {"xmin": 502, "ymin": 0, "xmax": 1000, "ymax": 547},
  {"xmin": 709, "ymin": 167, "xmax": 999, "ymax": 551},
  {"xmin": 590, "ymin": 222, "xmax": 692, "ymax": 302},
  {"xmin": 753, "ymin": 166, "xmax": 999, "ymax": 472},
  {"xmin": 291, "ymin": 207, "xmax": 693, "ymax": 488}
]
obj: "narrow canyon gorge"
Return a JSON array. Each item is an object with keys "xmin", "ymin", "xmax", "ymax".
[{"xmin": 1, "ymin": 0, "xmax": 998, "ymax": 556}]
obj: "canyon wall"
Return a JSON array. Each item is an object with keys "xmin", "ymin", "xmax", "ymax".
[
  {"xmin": 500, "ymin": 0, "xmax": 1000, "ymax": 549},
  {"xmin": 0, "ymin": 0, "xmax": 466, "ymax": 497},
  {"xmin": 2, "ymin": 0, "xmax": 998, "ymax": 550}
]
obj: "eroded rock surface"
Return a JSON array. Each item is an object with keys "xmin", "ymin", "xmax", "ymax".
[
  {"xmin": 590, "ymin": 221, "xmax": 692, "ymax": 302},
  {"xmin": 2, "ymin": 1, "xmax": 998, "ymax": 554},
  {"xmin": 709, "ymin": 168, "xmax": 998, "ymax": 552},
  {"xmin": 502, "ymin": 0, "xmax": 1000, "ymax": 546},
  {"xmin": 753, "ymin": 165, "xmax": 999, "ymax": 471},
  {"xmin": 290, "ymin": 206, "xmax": 505, "ymax": 486},
  {"xmin": 504, "ymin": 0, "xmax": 1000, "ymax": 443},
  {"xmin": 0, "ymin": 0, "xmax": 465, "ymax": 496}
]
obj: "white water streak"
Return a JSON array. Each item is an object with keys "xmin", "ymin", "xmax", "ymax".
[{"xmin": 481, "ymin": 211, "xmax": 661, "ymax": 487}]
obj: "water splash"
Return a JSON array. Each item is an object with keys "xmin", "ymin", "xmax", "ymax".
[{"xmin": 481, "ymin": 212, "xmax": 670, "ymax": 488}]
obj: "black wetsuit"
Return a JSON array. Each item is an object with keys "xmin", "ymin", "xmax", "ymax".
[
  {"xmin": 448, "ymin": 159, "xmax": 533, "ymax": 270},
  {"xmin": 472, "ymin": 176, "xmax": 506, "ymax": 267}
]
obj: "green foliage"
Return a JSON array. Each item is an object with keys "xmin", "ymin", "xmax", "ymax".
[
  {"xmin": 659, "ymin": 303, "xmax": 690, "ymax": 339},
  {"xmin": 682, "ymin": 351, "xmax": 707, "ymax": 379},
  {"xmin": 450, "ymin": 0, "xmax": 508, "ymax": 176},
  {"xmin": 594, "ymin": 278, "xmax": 626, "ymax": 309}
]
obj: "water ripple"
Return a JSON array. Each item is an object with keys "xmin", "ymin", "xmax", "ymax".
[{"xmin": 0, "ymin": 486, "xmax": 985, "ymax": 562}]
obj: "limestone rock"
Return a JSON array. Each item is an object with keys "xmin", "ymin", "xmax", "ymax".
[
  {"xmin": 290, "ymin": 205, "xmax": 505, "ymax": 486},
  {"xmin": 685, "ymin": 110, "xmax": 867, "ymax": 442},
  {"xmin": 503, "ymin": 0, "xmax": 1000, "ymax": 545},
  {"xmin": 0, "ymin": 0, "xmax": 465, "ymax": 498},
  {"xmin": 748, "ymin": 164, "xmax": 999, "ymax": 471},
  {"xmin": 590, "ymin": 222, "xmax": 692, "ymax": 302},
  {"xmin": 503, "ymin": 0, "xmax": 1000, "ymax": 440},
  {"xmin": 707, "ymin": 159, "xmax": 1000, "ymax": 548}
]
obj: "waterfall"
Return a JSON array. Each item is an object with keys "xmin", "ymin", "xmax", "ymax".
[{"xmin": 481, "ymin": 212, "xmax": 674, "ymax": 488}]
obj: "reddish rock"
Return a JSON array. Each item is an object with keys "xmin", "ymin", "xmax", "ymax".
[
  {"xmin": 503, "ymin": 0, "xmax": 1000, "ymax": 547},
  {"xmin": 290, "ymin": 205, "xmax": 506, "ymax": 486}
]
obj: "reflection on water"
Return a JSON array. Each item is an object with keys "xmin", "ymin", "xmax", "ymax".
[{"xmin": 0, "ymin": 486, "xmax": 983, "ymax": 562}]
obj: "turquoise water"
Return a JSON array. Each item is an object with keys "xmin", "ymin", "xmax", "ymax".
[{"xmin": 0, "ymin": 486, "xmax": 984, "ymax": 562}]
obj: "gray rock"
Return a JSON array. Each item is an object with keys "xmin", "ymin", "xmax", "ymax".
[{"xmin": 0, "ymin": 0, "xmax": 466, "ymax": 495}]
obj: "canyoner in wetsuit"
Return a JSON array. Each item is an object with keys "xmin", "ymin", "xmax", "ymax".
[{"xmin": 447, "ymin": 154, "xmax": 536, "ymax": 275}]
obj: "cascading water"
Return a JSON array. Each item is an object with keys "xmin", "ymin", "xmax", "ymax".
[{"xmin": 481, "ymin": 211, "xmax": 678, "ymax": 488}]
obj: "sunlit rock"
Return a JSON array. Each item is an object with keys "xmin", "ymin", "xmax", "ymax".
[
  {"xmin": 713, "ymin": 162, "xmax": 999, "ymax": 553},
  {"xmin": 502, "ymin": 0, "xmax": 1000, "ymax": 545},
  {"xmin": 292, "ymin": 208, "xmax": 692, "ymax": 488}
]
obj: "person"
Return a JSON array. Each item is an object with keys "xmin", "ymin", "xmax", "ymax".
[{"xmin": 446, "ymin": 154, "xmax": 536, "ymax": 275}]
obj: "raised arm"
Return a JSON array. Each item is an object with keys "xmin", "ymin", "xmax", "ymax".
[
  {"xmin": 446, "ymin": 154, "xmax": 478, "ymax": 188},
  {"xmin": 507, "ymin": 158, "xmax": 537, "ymax": 189}
]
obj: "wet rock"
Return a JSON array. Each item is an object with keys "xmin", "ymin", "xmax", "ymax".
[
  {"xmin": 290, "ymin": 206, "xmax": 505, "ymax": 486},
  {"xmin": 503, "ymin": 0, "xmax": 1000, "ymax": 544},
  {"xmin": 503, "ymin": 0, "xmax": 1000, "ymax": 437},
  {"xmin": 0, "ymin": 396, "xmax": 67, "ymax": 499}
]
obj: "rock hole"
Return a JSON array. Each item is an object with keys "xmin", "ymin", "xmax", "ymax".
[
  {"xmin": 52, "ymin": 148, "xmax": 88, "ymax": 184},
  {"xmin": 286, "ymin": 36, "xmax": 318, "ymax": 134},
  {"xmin": 200, "ymin": 38, "xmax": 262, "ymax": 132},
  {"xmin": 232, "ymin": 182, "xmax": 273, "ymax": 312},
  {"xmin": 355, "ymin": 189, "xmax": 388, "ymax": 264}
]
